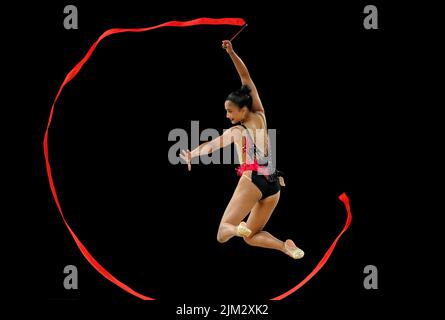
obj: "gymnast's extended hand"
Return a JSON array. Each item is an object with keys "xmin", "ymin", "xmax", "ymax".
[{"xmin": 180, "ymin": 149, "xmax": 192, "ymax": 171}]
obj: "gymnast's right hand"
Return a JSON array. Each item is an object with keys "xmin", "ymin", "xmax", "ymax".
[{"xmin": 180, "ymin": 149, "xmax": 192, "ymax": 171}]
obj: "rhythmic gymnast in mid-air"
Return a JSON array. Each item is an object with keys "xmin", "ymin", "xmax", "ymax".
[{"xmin": 180, "ymin": 40, "xmax": 304, "ymax": 259}]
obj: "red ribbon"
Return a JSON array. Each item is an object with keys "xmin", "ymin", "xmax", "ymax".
[
  {"xmin": 44, "ymin": 18, "xmax": 245, "ymax": 301},
  {"xmin": 44, "ymin": 17, "xmax": 352, "ymax": 301},
  {"xmin": 271, "ymin": 192, "xmax": 353, "ymax": 300}
]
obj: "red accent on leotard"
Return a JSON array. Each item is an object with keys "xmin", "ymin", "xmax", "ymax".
[{"xmin": 236, "ymin": 160, "xmax": 269, "ymax": 176}]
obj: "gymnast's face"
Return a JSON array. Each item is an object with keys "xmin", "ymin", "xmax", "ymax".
[{"xmin": 225, "ymin": 100, "xmax": 246, "ymax": 124}]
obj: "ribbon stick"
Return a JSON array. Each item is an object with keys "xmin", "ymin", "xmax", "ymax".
[
  {"xmin": 44, "ymin": 18, "xmax": 245, "ymax": 301},
  {"xmin": 230, "ymin": 23, "xmax": 248, "ymax": 41}
]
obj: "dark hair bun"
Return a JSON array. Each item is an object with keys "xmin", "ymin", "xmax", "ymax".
[
  {"xmin": 226, "ymin": 84, "xmax": 253, "ymax": 110},
  {"xmin": 239, "ymin": 84, "xmax": 252, "ymax": 95}
]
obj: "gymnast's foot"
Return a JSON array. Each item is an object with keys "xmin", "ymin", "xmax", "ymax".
[
  {"xmin": 284, "ymin": 239, "xmax": 304, "ymax": 259},
  {"xmin": 236, "ymin": 222, "xmax": 252, "ymax": 237}
]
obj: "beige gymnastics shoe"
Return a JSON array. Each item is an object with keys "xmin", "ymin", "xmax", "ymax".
[
  {"xmin": 237, "ymin": 221, "xmax": 252, "ymax": 237},
  {"xmin": 284, "ymin": 239, "xmax": 305, "ymax": 259}
]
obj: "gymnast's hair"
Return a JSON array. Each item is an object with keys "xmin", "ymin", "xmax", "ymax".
[{"xmin": 226, "ymin": 85, "xmax": 253, "ymax": 110}]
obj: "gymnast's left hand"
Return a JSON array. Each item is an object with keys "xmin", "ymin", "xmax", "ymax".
[
  {"xmin": 180, "ymin": 149, "xmax": 192, "ymax": 171},
  {"xmin": 221, "ymin": 40, "xmax": 234, "ymax": 53}
]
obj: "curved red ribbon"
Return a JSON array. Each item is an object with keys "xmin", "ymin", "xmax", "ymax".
[
  {"xmin": 45, "ymin": 17, "xmax": 352, "ymax": 302},
  {"xmin": 271, "ymin": 192, "xmax": 352, "ymax": 300},
  {"xmin": 44, "ymin": 17, "xmax": 245, "ymax": 301}
]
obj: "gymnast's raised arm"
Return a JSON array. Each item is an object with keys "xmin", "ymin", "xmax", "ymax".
[{"xmin": 222, "ymin": 40, "xmax": 265, "ymax": 114}]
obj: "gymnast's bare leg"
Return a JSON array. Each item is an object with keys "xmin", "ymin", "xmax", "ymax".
[
  {"xmin": 243, "ymin": 190, "xmax": 304, "ymax": 259},
  {"xmin": 217, "ymin": 174, "xmax": 261, "ymax": 243}
]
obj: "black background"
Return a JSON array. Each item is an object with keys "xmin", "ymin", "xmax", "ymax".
[{"xmin": 18, "ymin": 0, "xmax": 417, "ymax": 317}]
